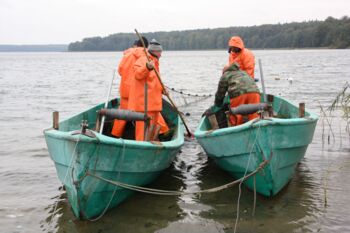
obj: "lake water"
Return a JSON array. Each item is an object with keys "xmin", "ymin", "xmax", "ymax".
[{"xmin": 0, "ymin": 50, "xmax": 350, "ymax": 233}]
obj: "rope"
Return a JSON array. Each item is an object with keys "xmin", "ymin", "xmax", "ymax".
[
  {"xmin": 86, "ymin": 159, "xmax": 269, "ymax": 196},
  {"xmin": 48, "ymin": 134, "xmax": 81, "ymax": 229},
  {"xmin": 87, "ymin": 139, "xmax": 127, "ymax": 221},
  {"xmin": 66, "ymin": 108, "xmax": 271, "ymax": 223},
  {"xmin": 165, "ymin": 85, "xmax": 213, "ymax": 98},
  {"xmin": 234, "ymin": 122, "xmax": 263, "ymax": 233},
  {"xmin": 252, "ymin": 175, "xmax": 257, "ymax": 217}
]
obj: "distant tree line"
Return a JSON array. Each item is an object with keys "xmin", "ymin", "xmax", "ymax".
[
  {"xmin": 68, "ymin": 16, "xmax": 350, "ymax": 51},
  {"xmin": 0, "ymin": 44, "xmax": 67, "ymax": 52}
]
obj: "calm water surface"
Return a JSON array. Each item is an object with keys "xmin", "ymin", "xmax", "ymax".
[{"xmin": 0, "ymin": 50, "xmax": 349, "ymax": 233}]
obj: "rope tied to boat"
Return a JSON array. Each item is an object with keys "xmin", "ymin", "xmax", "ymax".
[
  {"xmin": 85, "ymin": 159, "xmax": 269, "ymax": 196},
  {"xmin": 85, "ymin": 138, "xmax": 127, "ymax": 222},
  {"xmin": 48, "ymin": 133, "xmax": 83, "ymax": 229}
]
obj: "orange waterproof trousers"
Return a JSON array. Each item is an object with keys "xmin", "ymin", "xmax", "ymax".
[
  {"xmin": 111, "ymin": 97, "xmax": 129, "ymax": 137},
  {"xmin": 135, "ymin": 111, "xmax": 169, "ymax": 141},
  {"xmin": 229, "ymin": 93, "xmax": 261, "ymax": 126},
  {"xmin": 111, "ymin": 100, "xmax": 169, "ymax": 139}
]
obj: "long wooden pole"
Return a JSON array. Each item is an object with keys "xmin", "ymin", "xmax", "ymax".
[
  {"xmin": 144, "ymin": 78, "xmax": 148, "ymax": 140},
  {"xmin": 258, "ymin": 59, "xmax": 267, "ymax": 103},
  {"xmin": 134, "ymin": 29, "xmax": 193, "ymax": 137},
  {"xmin": 100, "ymin": 69, "xmax": 116, "ymax": 134}
]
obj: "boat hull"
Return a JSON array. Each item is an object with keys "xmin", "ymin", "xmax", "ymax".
[
  {"xmin": 195, "ymin": 95, "xmax": 318, "ymax": 197},
  {"xmin": 44, "ymin": 99, "xmax": 184, "ymax": 219}
]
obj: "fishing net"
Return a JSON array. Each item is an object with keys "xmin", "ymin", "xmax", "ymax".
[{"xmin": 164, "ymin": 85, "xmax": 213, "ymax": 108}]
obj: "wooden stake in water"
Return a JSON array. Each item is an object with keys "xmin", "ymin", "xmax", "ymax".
[
  {"xmin": 53, "ymin": 111, "xmax": 59, "ymax": 130},
  {"xmin": 258, "ymin": 59, "xmax": 267, "ymax": 103},
  {"xmin": 100, "ymin": 69, "xmax": 116, "ymax": 134},
  {"xmin": 299, "ymin": 102, "xmax": 305, "ymax": 118}
]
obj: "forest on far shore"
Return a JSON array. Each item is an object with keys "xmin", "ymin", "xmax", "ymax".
[{"xmin": 68, "ymin": 16, "xmax": 350, "ymax": 51}]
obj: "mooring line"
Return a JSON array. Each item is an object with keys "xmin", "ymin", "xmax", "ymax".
[
  {"xmin": 48, "ymin": 134, "xmax": 82, "ymax": 229},
  {"xmin": 86, "ymin": 138, "xmax": 127, "ymax": 222},
  {"xmin": 86, "ymin": 159, "xmax": 268, "ymax": 196},
  {"xmin": 233, "ymin": 123, "xmax": 262, "ymax": 233}
]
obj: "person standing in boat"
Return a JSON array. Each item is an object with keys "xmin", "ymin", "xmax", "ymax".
[
  {"xmin": 213, "ymin": 62, "xmax": 260, "ymax": 126},
  {"xmin": 123, "ymin": 39, "xmax": 138, "ymax": 55},
  {"xmin": 127, "ymin": 39, "xmax": 169, "ymax": 141},
  {"xmin": 111, "ymin": 37, "xmax": 149, "ymax": 138},
  {"xmin": 225, "ymin": 36, "xmax": 255, "ymax": 79}
]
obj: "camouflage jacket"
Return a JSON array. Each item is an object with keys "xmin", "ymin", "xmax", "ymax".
[{"xmin": 214, "ymin": 63, "xmax": 260, "ymax": 106}]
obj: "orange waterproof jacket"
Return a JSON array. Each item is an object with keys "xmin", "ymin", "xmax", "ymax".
[
  {"xmin": 118, "ymin": 47, "xmax": 144, "ymax": 99},
  {"xmin": 123, "ymin": 47, "xmax": 134, "ymax": 55},
  {"xmin": 128, "ymin": 54, "xmax": 163, "ymax": 112},
  {"xmin": 228, "ymin": 36, "xmax": 255, "ymax": 78}
]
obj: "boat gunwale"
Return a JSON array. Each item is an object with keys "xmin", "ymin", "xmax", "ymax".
[
  {"xmin": 195, "ymin": 115, "xmax": 318, "ymax": 139},
  {"xmin": 44, "ymin": 116, "xmax": 184, "ymax": 150},
  {"xmin": 194, "ymin": 96, "xmax": 319, "ymax": 139}
]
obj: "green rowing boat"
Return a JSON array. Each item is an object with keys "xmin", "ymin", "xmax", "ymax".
[
  {"xmin": 194, "ymin": 95, "xmax": 318, "ymax": 197},
  {"xmin": 44, "ymin": 99, "xmax": 184, "ymax": 219}
]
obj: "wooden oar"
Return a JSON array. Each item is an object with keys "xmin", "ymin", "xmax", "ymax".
[{"xmin": 134, "ymin": 29, "xmax": 193, "ymax": 137}]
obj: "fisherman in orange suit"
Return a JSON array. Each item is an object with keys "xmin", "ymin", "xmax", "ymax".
[
  {"xmin": 123, "ymin": 40, "xmax": 138, "ymax": 55},
  {"xmin": 111, "ymin": 37, "xmax": 149, "ymax": 137},
  {"xmin": 226, "ymin": 36, "xmax": 255, "ymax": 78},
  {"xmin": 127, "ymin": 39, "xmax": 169, "ymax": 141}
]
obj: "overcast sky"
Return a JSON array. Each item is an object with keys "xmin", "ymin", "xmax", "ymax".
[{"xmin": 0, "ymin": 0, "xmax": 349, "ymax": 44}]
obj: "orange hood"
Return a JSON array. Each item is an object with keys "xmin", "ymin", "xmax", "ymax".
[
  {"xmin": 228, "ymin": 36, "xmax": 245, "ymax": 49},
  {"xmin": 132, "ymin": 47, "xmax": 145, "ymax": 59}
]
